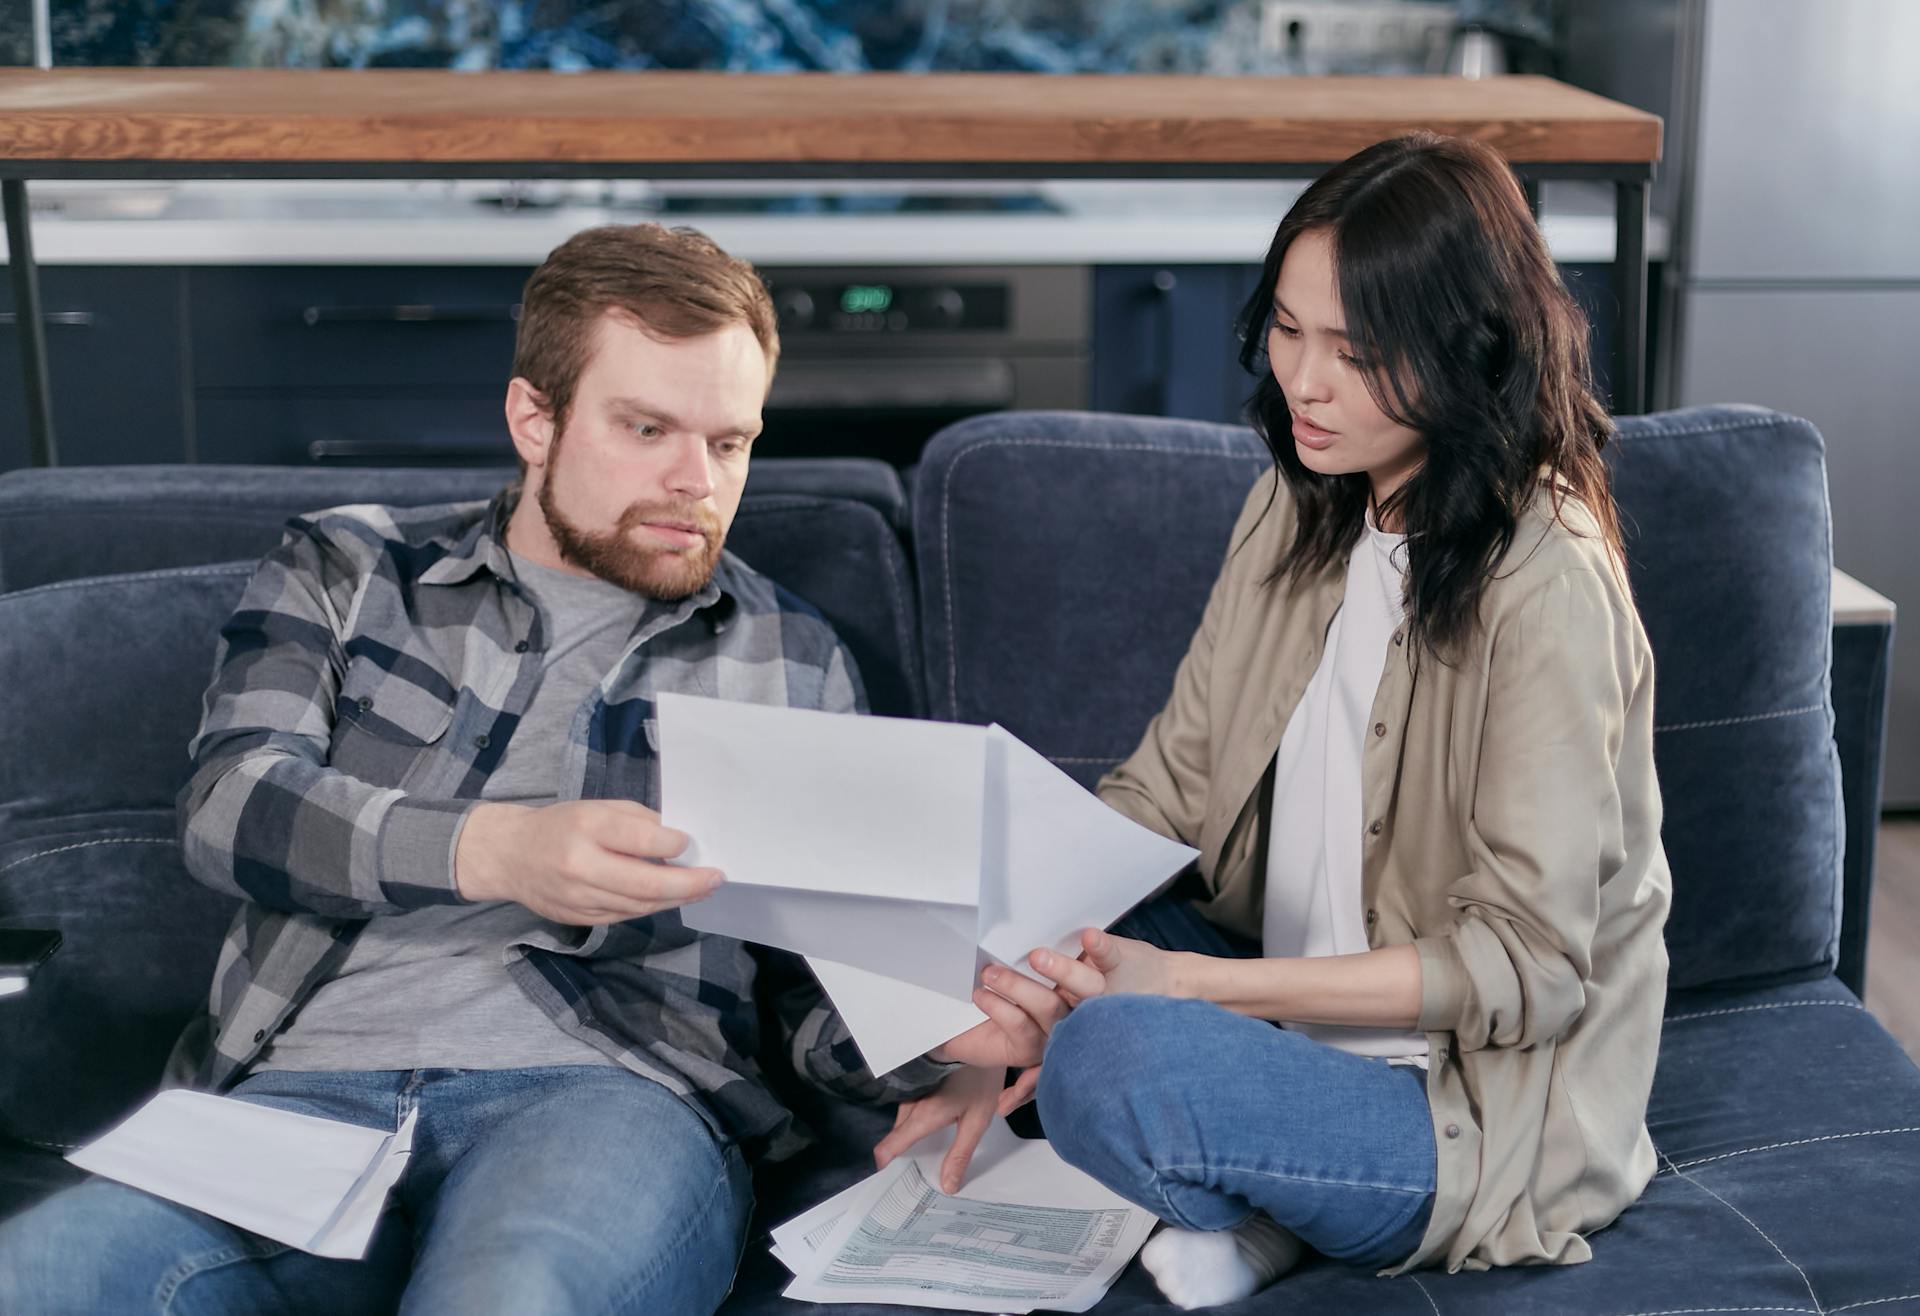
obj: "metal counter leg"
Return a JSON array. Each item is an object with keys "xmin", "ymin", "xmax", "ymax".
[
  {"xmin": 2, "ymin": 179, "xmax": 58, "ymax": 466},
  {"xmin": 1613, "ymin": 178, "xmax": 1649, "ymax": 416}
]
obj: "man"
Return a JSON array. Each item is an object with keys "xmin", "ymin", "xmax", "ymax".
[{"xmin": 0, "ymin": 224, "xmax": 1046, "ymax": 1314}]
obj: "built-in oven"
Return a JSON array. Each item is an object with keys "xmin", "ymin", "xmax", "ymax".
[
  {"xmin": 277, "ymin": 264, "xmax": 1088, "ymax": 469},
  {"xmin": 755, "ymin": 265, "xmax": 1089, "ymax": 463}
]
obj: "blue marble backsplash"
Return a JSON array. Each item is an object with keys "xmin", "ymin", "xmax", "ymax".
[{"xmin": 2, "ymin": 1, "xmax": 1556, "ymax": 72}]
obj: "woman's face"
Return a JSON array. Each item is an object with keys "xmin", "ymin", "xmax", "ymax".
[{"xmin": 1268, "ymin": 228, "xmax": 1426, "ymax": 507}]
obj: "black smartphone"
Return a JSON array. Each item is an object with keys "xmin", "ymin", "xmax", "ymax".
[{"xmin": 0, "ymin": 928, "xmax": 62, "ymax": 983}]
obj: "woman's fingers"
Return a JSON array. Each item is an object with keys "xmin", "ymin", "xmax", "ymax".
[
  {"xmin": 998, "ymin": 1065, "xmax": 1043, "ymax": 1117},
  {"xmin": 1080, "ymin": 927, "xmax": 1125, "ymax": 973},
  {"xmin": 1029, "ymin": 946, "xmax": 1106, "ymax": 1001}
]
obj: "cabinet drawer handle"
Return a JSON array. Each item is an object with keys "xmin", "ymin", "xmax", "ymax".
[
  {"xmin": 0, "ymin": 311, "xmax": 94, "ymax": 327},
  {"xmin": 300, "ymin": 304, "xmax": 521, "ymax": 326}
]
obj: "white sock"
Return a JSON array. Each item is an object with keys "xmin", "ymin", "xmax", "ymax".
[{"xmin": 1138, "ymin": 1217, "xmax": 1304, "ymax": 1310}]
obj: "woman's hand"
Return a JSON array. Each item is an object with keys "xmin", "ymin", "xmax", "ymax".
[
  {"xmin": 1061, "ymin": 927, "xmax": 1189, "ymax": 999},
  {"xmin": 874, "ymin": 1064, "xmax": 1007, "ymax": 1194},
  {"xmin": 931, "ymin": 956, "xmax": 1087, "ymax": 1068}
]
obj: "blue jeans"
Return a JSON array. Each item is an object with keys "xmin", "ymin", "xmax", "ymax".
[
  {"xmin": 1036, "ymin": 898, "xmax": 1437, "ymax": 1270},
  {"xmin": 0, "ymin": 1066, "xmax": 752, "ymax": 1316}
]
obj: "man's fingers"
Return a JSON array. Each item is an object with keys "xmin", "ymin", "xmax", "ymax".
[
  {"xmin": 581, "ymin": 803, "xmax": 691, "ymax": 861},
  {"xmin": 873, "ymin": 1103, "xmax": 941, "ymax": 1169},
  {"xmin": 999, "ymin": 1065, "xmax": 1043, "ymax": 1117},
  {"xmin": 981, "ymin": 965, "xmax": 1068, "ymax": 1030},
  {"xmin": 578, "ymin": 853, "xmax": 724, "ymax": 907},
  {"xmin": 941, "ymin": 1100, "xmax": 993, "ymax": 1195},
  {"xmin": 972, "ymin": 986, "xmax": 1045, "ymax": 1062},
  {"xmin": 1029, "ymin": 947, "xmax": 1106, "ymax": 1001}
]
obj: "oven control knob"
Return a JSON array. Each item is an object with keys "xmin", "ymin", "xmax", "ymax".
[
  {"xmin": 775, "ymin": 289, "xmax": 816, "ymax": 330},
  {"xmin": 926, "ymin": 288, "xmax": 966, "ymax": 328}
]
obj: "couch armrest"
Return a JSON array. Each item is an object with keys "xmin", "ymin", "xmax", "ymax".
[{"xmin": 1831, "ymin": 568, "xmax": 1896, "ymax": 998}]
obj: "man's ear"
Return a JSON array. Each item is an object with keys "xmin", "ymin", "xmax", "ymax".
[{"xmin": 505, "ymin": 378, "xmax": 556, "ymax": 473}]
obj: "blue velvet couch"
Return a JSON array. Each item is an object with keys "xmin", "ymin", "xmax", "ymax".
[{"xmin": 1, "ymin": 405, "xmax": 1915, "ymax": 1314}]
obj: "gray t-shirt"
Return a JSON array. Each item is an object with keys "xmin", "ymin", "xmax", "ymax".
[{"xmin": 258, "ymin": 552, "xmax": 653, "ymax": 1072}]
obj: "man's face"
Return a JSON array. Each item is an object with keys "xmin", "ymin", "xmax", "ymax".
[{"xmin": 530, "ymin": 312, "xmax": 767, "ymax": 601}]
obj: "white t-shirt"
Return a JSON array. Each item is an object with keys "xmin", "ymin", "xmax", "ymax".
[{"xmin": 1263, "ymin": 512, "xmax": 1429, "ymax": 1066}]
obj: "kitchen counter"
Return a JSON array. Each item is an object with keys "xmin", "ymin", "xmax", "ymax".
[
  {"xmin": 13, "ymin": 179, "xmax": 1666, "ymax": 267},
  {"xmin": 0, "ymin": 70, "xmax": 1658, "ymax": 170}
]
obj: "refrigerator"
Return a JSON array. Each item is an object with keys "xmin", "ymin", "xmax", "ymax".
[{"xmin": 1567, "ymin": 0, "xmax": 1920, "ymax": 807}]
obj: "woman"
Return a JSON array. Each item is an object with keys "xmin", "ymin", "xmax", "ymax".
[{"xmin": 879, "ymin": 132, "xmax": 1671, "ymax": 1307}]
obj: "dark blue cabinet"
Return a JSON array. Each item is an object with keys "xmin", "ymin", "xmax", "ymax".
[
  {"xmin": 0, "ymin": 268, "xmax": 190, "ymax": 471},
  {"xmin": 1092, "ymin": 265, "xmax": 1261, "ymax": 427}
]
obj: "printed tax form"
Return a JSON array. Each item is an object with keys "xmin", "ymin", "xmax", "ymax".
[{"xmin": 770, "ymin": 1119, "xmax": 1157, "ymax": 1313}]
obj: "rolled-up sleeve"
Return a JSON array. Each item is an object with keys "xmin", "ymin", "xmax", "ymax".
[{"xmin": 1414, "ymin": 567, "xmax": 1637, "ymax": 1051}]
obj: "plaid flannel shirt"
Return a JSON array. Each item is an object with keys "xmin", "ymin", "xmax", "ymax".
[{"xmin": 170, "ymin": 491, "xmax": 955, "ymax": 1160}]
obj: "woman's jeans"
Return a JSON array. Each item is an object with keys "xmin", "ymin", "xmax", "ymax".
[
  {"xmin": 1036, "ymin": 898, "xmax": 1437, "ymax": 1270},
  {"xmin": 0, "ymin": 1065, "xmax": 752, "ymax": 1316}
]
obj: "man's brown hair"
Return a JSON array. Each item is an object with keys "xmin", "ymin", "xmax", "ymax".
[{"xmin": 512, "ymin": 223, "xmax": 779, "ymax": 441}]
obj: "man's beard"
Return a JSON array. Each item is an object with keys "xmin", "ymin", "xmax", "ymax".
[{"xmin": 535, "ymin": 445, "xmax": 725, "ymax": 602}]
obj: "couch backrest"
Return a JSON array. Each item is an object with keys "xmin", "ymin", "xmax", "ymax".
[
  {"xmin": 914, "ymin": 406, "xmax": 1845, "ymax": 992},
  {"xmin": 0, "ymin": 481, "xmax": 918, "ymax": 1148},
  {"xmin": 0, "ymin": 458, "xmax": 908, "ymax": 593}
]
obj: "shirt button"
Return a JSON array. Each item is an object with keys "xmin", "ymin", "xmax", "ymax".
[
  {"xmin": 252, "ymin": 1029, "xmax": 266, "ymax": 1043},
  {"xmin": 1368, "ymin": 819, "xmax": 1383, "ymax": 836},
  {"xmin": 356, "ymin": 696, "xmax": 373, "ymax": 712},
  {"xmin": 1393, "ymin": 631, "xmax": 1404, "ymax": 646},
  {"xmin": 1365, "ymin": 908, "xmax": 1378, "ymax": 926},
  {"xmin": 1445, "ymin": 1124, "xmax": 1462, "ymax": 1139},
  {"xmin": 473, "ymin": 733, "xmax": 490, "ymax": 750},
  {"xmin": 515, "ymin": 639, "xmax": 529, "ymax": 653},
  {"xmin": 1373, "ymin": 722, "xmax": 1387, "ymax": 738}
]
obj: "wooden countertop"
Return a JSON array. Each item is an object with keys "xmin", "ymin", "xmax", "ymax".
[{"xmin": 0, "ymin": 70, "xmax": 1659, "ymax": 169}]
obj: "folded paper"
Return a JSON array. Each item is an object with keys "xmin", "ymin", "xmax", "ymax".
[{"xmin": 659, "ymin": 693, "xmax": 1198, "ymax": 1073}]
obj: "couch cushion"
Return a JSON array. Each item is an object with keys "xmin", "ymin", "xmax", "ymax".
[
  {"xmin": 1609, "ymin": 407, "xmax": 1843, "ymax": 990},
  {"xmin": 914, "ymin": 410, "xmax": 1271, "ymax": 785},
  {"xmin": 915, "ymin": 406, "xmax": 1844, "ymax": 992},
  {"xmin": 0, "ymin": 459, "xmax": 908, "ymax": 593}
]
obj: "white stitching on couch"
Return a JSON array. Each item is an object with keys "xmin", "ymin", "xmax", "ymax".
[
  {"xmin": 1408, "ymin": 1274, "xmax": 1443, "ymax": 1314},
  {"xmin": 1665, "ymin": 1001, "xmax": 1863, "ymax": 1024},
  {"xmin": 1833, "ymin": 1295, "xmax": 1920, "ymax": 1312},
  {"xmin": 1662, "ymin": 1150, "xmax": 1824, "ymax": 1313},
  {"xmin": 1605, "ymin": 1308, "xmax": 1816, "ymax": 1315},
  {"xmin": 1655, "ymin": 704, "xmax": 1823, "ymax": 734},
  {"xmin": 0, "ymin": 835, "xmax": 176, "ymax": 877},
  {"xmin": 2, "ymin": 563, "xmax": 252, "ymax": 601},
  {"xmin": 1670, "ymin": 1128, "xmax": 1920, "ymax": 1173}
]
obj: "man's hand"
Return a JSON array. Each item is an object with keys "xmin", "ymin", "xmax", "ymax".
[
  {"xmin": 454, "ymin": 799, "xmax": 723, "ymax": 926},
  {"xmin": 874, "ymin": 1065, "xmax": 1007, "ymax": 1194}
]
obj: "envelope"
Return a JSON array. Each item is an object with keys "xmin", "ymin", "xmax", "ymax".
[{"xmin": 658, "ymin": 693, "xmax": 1198, "ymax": 1073}]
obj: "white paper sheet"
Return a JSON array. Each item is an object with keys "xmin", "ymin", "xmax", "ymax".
[
  {"xmin": 770, "ymin": 1120, "xmax": 1156, "ymax": 1313},
  {"xmin": 0, "ymin": 975, "xmax": 26, "ymax": 999},
  {"xmin": 67, "ymin": 1090, "xmax": 416, "ymax": 1260},
  {"xmin": 659, "ymin": 694, "xmax": 1199, "ymax": 1073}
]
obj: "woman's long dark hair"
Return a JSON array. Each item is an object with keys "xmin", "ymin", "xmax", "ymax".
[{"xmin": 1237, "ymin": 131, "xmax": 1622, "ymax": 658}]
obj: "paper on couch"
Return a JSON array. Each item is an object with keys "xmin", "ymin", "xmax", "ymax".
[
  {"xmin": 67, "ymin": 1089, "xmax": 416, "ymax": 1260},
  {"xmin": 659, "ymin": 693, "xmax": 1198, "ymax": 1073}
]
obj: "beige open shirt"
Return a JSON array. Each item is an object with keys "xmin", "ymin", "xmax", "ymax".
[{"xmin": 1097, "ymin": 469, "xmax": 1672, "ymax": 1274}]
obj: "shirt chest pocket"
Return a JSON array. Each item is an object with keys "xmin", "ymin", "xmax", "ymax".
[{"xmin": 330, "ymin": 654, "xmax": 457, "ymax": 789}]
